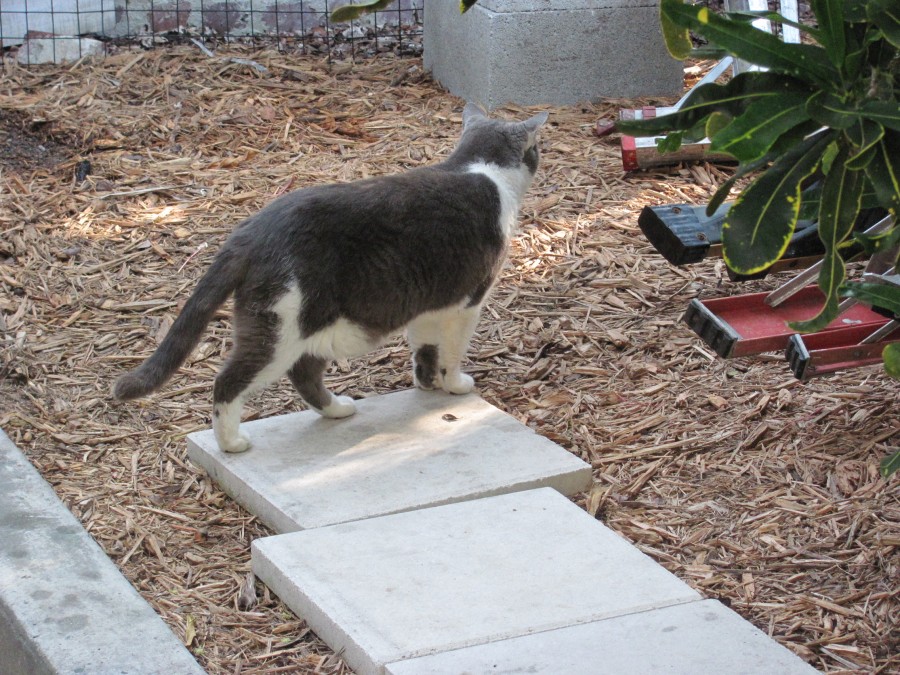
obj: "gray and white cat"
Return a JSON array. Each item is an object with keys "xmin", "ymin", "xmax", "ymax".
[{"xmin": 113, "ymin": 103, "xmax": 548, "ymax": 453}]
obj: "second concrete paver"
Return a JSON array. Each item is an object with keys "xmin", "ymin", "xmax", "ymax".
[
  {"xmin": 385, "ymin": 599, "xmax": 818, "ymax": 675},
  {"xmin": 252, "ymin": 488, "xmax": 703, "ymax": 675}
]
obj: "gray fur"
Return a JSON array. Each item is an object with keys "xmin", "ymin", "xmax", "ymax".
[{"xmin": 413, "ymin": 344, "xmax": 439, "ymax": 390}]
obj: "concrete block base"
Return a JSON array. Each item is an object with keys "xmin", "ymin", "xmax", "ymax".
[{"xmin": 424, "ymin": 0, "xmax": 683, "ymax": 108}]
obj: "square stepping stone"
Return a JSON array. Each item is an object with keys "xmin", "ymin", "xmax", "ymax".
[
  {"xmin": 385, "ymin": 599, "xmax": 818, "ymax": 674},
  {"xmin": 252, "ymin": 488, "xmax": 701, "ymax": 675},
  {"xmin": 187, "ymin": 389, "xmax": 591, "ymax": 532}
]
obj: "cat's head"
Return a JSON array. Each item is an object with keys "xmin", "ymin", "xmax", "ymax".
[{"xmin": 454, "ymin": 103, "xmax": 549, "ymax": 176}]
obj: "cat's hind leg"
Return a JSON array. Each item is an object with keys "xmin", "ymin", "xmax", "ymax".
[
  {"xmin": 411, "ymin": 344, "xmax": 439, "ymax": 390},
  {"xmin": 213, "ymin": 344, "xmax": 279, "ymax": 454},
  {"xmin": 212, "ymin": 289, "xmax": 304, "ymax": 453},
  {"xmin": 287, "ymin": 354, "xmax": 356, "ymax": 418}
]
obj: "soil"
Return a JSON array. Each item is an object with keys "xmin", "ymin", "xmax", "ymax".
[{"xmin": 0, "ymin": 108, "xmax": 75, "ymax": 173}]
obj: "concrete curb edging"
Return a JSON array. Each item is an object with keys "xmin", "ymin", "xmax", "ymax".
[{"xmin": 0, "ymin": 429, "xmax": 206, "ymax": 675}]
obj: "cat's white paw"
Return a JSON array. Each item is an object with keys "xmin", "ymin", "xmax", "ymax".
[
  {"xmin": 220, "ymin": 432, "xmax": 252, "ymax": 454},
  {"xmin": 319, "ymin": 395, "xmax": 356, "ymax": 419},
  {"xmin": 442, "ymin": 372, "xmax": 475, "ymax": 395}
]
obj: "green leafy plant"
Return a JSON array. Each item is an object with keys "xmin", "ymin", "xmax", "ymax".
[{"xmin": 618, "ymin": 0, "xmax": 898, "ymax": 476}]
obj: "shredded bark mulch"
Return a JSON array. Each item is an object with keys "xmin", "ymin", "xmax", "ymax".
[{"xmin": 0, "ymin": 46, "xmax": 897, "ymax": 674}]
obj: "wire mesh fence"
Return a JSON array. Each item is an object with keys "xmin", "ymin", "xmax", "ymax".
[{"xmin": 0, "ymin": 0, "xmax": 424, "ymax": 65}]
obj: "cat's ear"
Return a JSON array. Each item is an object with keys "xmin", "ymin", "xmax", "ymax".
[
  {"xmin": 462, "ymin": 102, "xmax": 488, "ymax": 127},
  {"xmin": 522, "ymin": 111, "xmax": 549, "ymax": 134},
  {"xmin": 520, "ymin": 111, "xmax": 549, "ymax": 148}
]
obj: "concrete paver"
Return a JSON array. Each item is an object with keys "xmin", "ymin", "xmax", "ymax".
[
  {"xmin": 385, "ymin": 598, "xmax": 818, "ymax": 674},
  {"xmin": 187, "ymin": 389, "xmax": 591, "ymax": 532},
  {"xmin": 252, "ymin": 488, "xmax": 701, "ymax": 675}
]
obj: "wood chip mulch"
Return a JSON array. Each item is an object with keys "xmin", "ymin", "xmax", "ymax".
[{"xmin": 0, "ymin": 46, "xmax": 897, "ymax": 674}]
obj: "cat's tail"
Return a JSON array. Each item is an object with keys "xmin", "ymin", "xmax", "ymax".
[{"xmin": 112, "ymin": 249, "xmax": 244, "ymax": 400}]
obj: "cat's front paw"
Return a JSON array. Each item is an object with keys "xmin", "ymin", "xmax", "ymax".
[
  {"xmin": 319, "ymin": 395, "xmax": 356, "ymax": 419},
  {"xmin": 219, "ymin": 432, "xmax": 252, "ymax": 454},
  {"xmin": 442, "ymin": 372, "xmax": 475, "ymax": 395},
  {"xmin": 413, "ymin": 371, "xmax": 437, "ymax": 390}
]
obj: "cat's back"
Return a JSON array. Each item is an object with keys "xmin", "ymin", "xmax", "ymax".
[
  {"xmin": 283, "ymin": 164, "xmax": 498, "ymax": 222},
  {"xmin": 232, "ymin": 163, "xmax": 503, "ymax": 253}
]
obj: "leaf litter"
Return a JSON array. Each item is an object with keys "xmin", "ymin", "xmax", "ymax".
[{"xmin": 0, "ymin": 47, "xmax": 897, "ymax": 674}]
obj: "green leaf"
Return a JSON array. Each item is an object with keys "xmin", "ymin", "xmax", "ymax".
[
  {"xmin": 881, "ymin": 344, "xmax": 900, "ymax": 380},
  {"xmin": 883, "ymin": 343, "xmax": 900, "ymax": 378},
  {"xmin": 709, "ymin": 91, "xmax": 811, "ymax": 162},
  {"xmin": 706, "ymin": 155, "xmax": 770, "ymax": 216},
  {"xmin": 705, "ymin": 111, "xmax": 732, "ymax": 138},
  {"xmin": 661, "ymin": 0, "xmax": 839, "ymax": 86},
  {"xmin": 706, "ymin": 120, "xmax": 822, "ymax": 217},
  {"xmin": 880, "ymin": 448, "xmax": 900, "ymax": 477},
  {"xmin": 689, "ymin": 46, "xmax": 729, "ymax": 60},
  {"xmin": 461, "ymin": 0, "xmax": 479, "ymax": 12},
  {"xmin": 841, "ymin": 280, "xmax": 900, "ymax": 315},
  {"xmin": 722, "ymin": 131, "xmax": 831, "ymax": 274},
  {"xmin": 683, "ymin": 119, "xmax": 712, "ymax": 144},
  {"xmin": 868, "ymin": 0, "xmax": 900, "ymax": 48},
  {"xmin": 854, "ymin": 220, "xmax": 900, "ymax": 255},
  {"xmin": 795, "ymin": 182, "xmax": 881, "ymax": 220},
  {"xmin": 841, "ymin": 24, "xmax": 868, "ymax": 79},
  {"xmin": 821, "ymin": 139, "xmax": 841, "ymax": 174},
  {"xmin": 790, "ymin": 258, "xmax": 847, "ymax": 332},
  {"xmin": 616, "ymin": 71, "xmax": 812, "ymax": 137},
  {"xmin": 331, "ymin": 0, "xmax": 396, "ymax": 21},
  {"xmin": 866, "ymin": 131, "xmax": 900, "ymax": 216},
  {"xmin": 655, "ymin": 131, "xmax": 685, "ymax": 154},
  {"xmin": 799, "ymin": 183, "xmax": 823, "ymax": 220},
  {"xmin": 810, "ymin": 0, "xmax": 846, "ymax": 65},
  {"xmin": 844, "ymin": 0, "xmax": 868, "ymax": 23},
  {"xmin": 660, "ymin": 0, "xmax": 692, "ymax": 59},
  {"xmin": 806, "ymin": 90, "xmax": 857, "ymax": 129},
  {"xmin": 789, "ymin": 142, "xmax": 865, "ymax": 332},
  {"xmin": 859, "ymin": 101, "xmax": 900, "ymax": 132},
  {"xmin": 845, "ymin": 119, "xmax": 885, "ymax": 170}
]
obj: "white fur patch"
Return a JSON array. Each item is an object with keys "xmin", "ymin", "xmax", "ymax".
[
  {"xmin": 275, "ymin": 286, "xmax": 379, "ymax": 362},
  {"xmin": 254, "ymin": 285, "xmax": 307, "ymax": 385},
  {"xmin": 244, "ymin": 285, "xmax": 381, "ymax": 381},
  {"xmin": 466, "ymin": 161, "xmax": 533, "ymax": 240},
  {"xmin": 304, "ymin": 317, "xmax": 378, "ymax": 360},
  {"xmin": 213, "ymin": 399, "xmax": 251, "ymax": 453},
  {"xmin": 319, "ymin": 394, "xmax": 356, "ymax": 418},
  {"xmin": 407, "ymin": 302, "xmax": 467, "ymax": 346}
]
